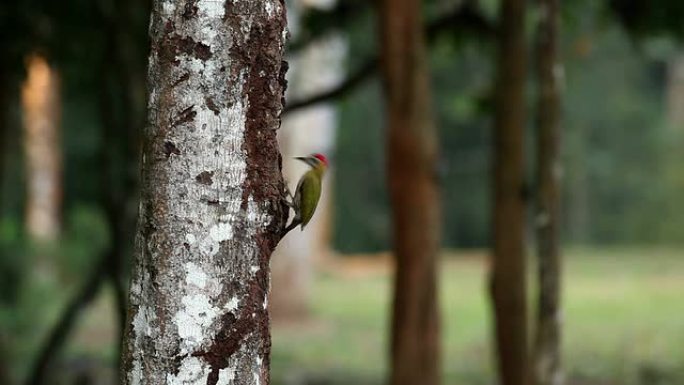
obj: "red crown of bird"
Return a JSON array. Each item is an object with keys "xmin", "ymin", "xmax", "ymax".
[{"xmin": 312, "ymin": 153, "xmax": 328, "ymax": 167}]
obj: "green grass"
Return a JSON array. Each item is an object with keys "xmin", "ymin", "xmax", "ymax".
[{"xmin": 272, "ymin": 248, "xmax": 684, "ymax": 385}]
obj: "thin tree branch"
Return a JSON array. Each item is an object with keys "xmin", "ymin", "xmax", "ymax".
[
  {"xmin": 24, "ymin": 253, "xmax": 110, "ymax": 385},
  {"xmin": 284, "ymin": 58, "xmax": 378, "ymax": 114},
  {"xmin": 287, "ymin": 0, "xmax": 371, "ymax": 55},
  {"xmin": 283, "ymin": 3, "xmax": 495, "ymax": 114}
]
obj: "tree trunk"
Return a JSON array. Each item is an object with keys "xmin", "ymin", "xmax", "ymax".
[
  {"xmin": 667, "ymin": 54, "xmax": 684, "ymax": 130},
  {"xmin": 490, "ymin": 0, "xmax": 528, "ymax": 384},
  {"xmin": 21, "ymin": 54, "xmax": 62, "ymax": 243},
  {"xmin": 378, "ymin": 1, "xmax": 441, "ymax": 385},
  {"xmin": 532, "ymin": 0, "xmax": 563, "ymax": 384},
  {"xmin": 0, "ymin": 65, "xmax": 6, "ymax": 214},
  {"xmin": 0, "ymin": 64, "xmax": 7, "ymax": 385},
  {"xmin": 120, "ymin": 1, "xmax": 288, "ymax": 384}
]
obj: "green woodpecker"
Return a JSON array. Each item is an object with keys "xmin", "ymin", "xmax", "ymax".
[{"xmin": 282, "ymin": 153, "xmax": 328, "ymax": 236}]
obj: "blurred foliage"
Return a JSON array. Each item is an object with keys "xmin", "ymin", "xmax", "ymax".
[
  {"xmin": 610, "ymin": 0, "xmax": 684, "ymax": 39},
  {"xmin": 334, "ymin": 0, "xmax": 684, "ymax": 251},
  {"xmin": 273, "ymin": 249, "xmax": 684, "ymax": 384}
]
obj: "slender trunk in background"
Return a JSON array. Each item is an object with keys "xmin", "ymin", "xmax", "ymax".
[
  {"xmin": 378, "ymin": 0, "xmax": 441, "ymax": 384},
  {"xmin": 21, "ymin": 54, "xmax": 62, "ymax": 242},
  {"xmin": 667, "ymin": 54, "xmax": 684, "ymax": 130},
  {"xmin": 533, "ymin": 0, "xmax": 563, "ymax": 384},
  {"xmin": 0, "ymin": 63, "xmax": 9, "ymax": 385},
  {"xmin": 490, "ymin": 0, "xmax": 528, "ymax": 384},
  {"xmin": 120, "ymin": 1, "xmax": 288, "ymax": 384},
  {"xmin": 0, "ymin": 66, "xmax": 6, "ymax": 213},
  {"xmin": 98, "ymin": 0, "xmax": 150, "ymax": 367},
  {"xmin": 271, "ymin": 0, "xmax": 344, "ymax": 320}
]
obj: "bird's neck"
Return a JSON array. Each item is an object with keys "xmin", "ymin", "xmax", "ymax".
[{"xmin": 310, "ymin": 165, "xmax": 326, "ymax": 178}]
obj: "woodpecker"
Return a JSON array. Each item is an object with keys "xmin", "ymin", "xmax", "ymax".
[{"xmin": 282, "ymin": 153, "xmax": 328, "ymax": 236}]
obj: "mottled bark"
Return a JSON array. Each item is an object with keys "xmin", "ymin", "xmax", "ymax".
[
  {"xmin": 490, "ymin": 0, "xmax": 528, "ymax": 385},
  {"xmin": 121, "ymin": 1, "xmax": 288, "ymax": 384},
  {"xmin": 533, "ymin": 0, "xmax": 563, "ymax": 384},
  {"xmin": 378, "ymin": 0, "xmax": 441, "ymax": 385},
  {"xmin": 21, "ymin": 54, "xmax": 62, "ymax": 242}
]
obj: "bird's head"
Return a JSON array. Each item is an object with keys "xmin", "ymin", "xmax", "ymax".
[{"xmin": 295, "ymin": 153, "xmax": 329, "ymax": 170}]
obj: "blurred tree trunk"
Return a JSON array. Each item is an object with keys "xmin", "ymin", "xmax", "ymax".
[
  {"xmin": 378, "ymin": 0, "xmax": 441, "ymax": 384},
  {"xmin": 120, "ymin": 1, "xmax": 288, "ymax": 384},
  {"xmin": 0, "ymin": 65, "xmax": 8, "ymax": 385},
  {"xmin": 490, "ymin": 0, "xmax": 528, "ymax": 384},
  {"xmin": 98, "ymin": 0, "xmax": 149, "ymax": 364},
  {"xmin": 271, "ymin": 0, "xmax": 344, "ymax": 321},
  {"xmin": 21, "ymin": 54, "xmax": 62, "ymax": 243},
  {"xmin": 667, "ymin": 54, "xmax": 684, "ymax": 130},
  {"xmin": 532, "ymin": 0, "xmax": 563, "ymax": 384},
  {"xmin": 0, "ymin": 65, "xmax": 6, "ymax": 213},
  {"xmin": 0, "ymin": 64, "xmax": 7, "ymax": 385}
]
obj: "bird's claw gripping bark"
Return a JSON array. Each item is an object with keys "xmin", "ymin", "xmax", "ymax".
[
  {"xmin": 281, "ymin": 185, "xmax": 295, "ymax": 209},
  {"xmin": 279, "ymin": 185, "xmax": 300, "ymax": 238}
]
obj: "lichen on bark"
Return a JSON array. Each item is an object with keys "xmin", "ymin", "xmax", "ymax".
[{"xmin": 121, "ymin": 1, "xmax": 288, "ymax": 384}]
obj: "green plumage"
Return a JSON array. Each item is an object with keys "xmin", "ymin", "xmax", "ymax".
[
  {"xmin": 293, "ymin": 166, "xmax": 324, "ymax": 229},
  {"xmin": 282, "ymin": 155, "xmax": 327, "ymax": 237}
]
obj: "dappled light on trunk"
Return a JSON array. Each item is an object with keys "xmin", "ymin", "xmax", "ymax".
[{"xmin": 21, "ymin": 54, "xmax": 62, "ymax": 243}]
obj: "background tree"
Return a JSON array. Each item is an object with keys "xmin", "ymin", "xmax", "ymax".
[
  {"xmin": 532, "ymin": 0, "xmax": 563, "ymax": 384},
  {"xmin": 378, "ymin": 0, "xmax": 441, "ymax": 385},
  {"xmin": 490, "ymin": 0, "xmax": 528, "ymax": 384},
  {"xmin": 21, "ymin": 54, "xmax": 62, "ymax": 245},
  {"xmin": 120, "ymin": 0, "xmax": 288, "ymax": 383}
]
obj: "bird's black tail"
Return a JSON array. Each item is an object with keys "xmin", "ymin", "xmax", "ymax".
[{"xmin": 281, "ymin": 219, "xmax": 301, "ymax": 238}]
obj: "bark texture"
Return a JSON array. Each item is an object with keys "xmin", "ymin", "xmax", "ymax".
[
  {"xmin": 22, "ymin": 54, "xmax": 62, "ymax": 242},
  {"xmin": 533, "ymin": 0, "xmax": 563, "ymax": 384},
  {"xmin": 490, "ymin": 0, "xmax": 528, "ymax": 385},
  {"xmin": 121, "ymin": 1, "xmax": 288, "ymax": 384},
  {"xmin": 378, "ymin": 1, "xmax": 441, "ymax": 385}
]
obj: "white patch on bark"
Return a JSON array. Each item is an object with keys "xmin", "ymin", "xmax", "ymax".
[
  {"xmin": 185, "ymin": 262, "xmax": 208, "ymax": 289},
  {"xmin": 264, "ymin": 2, "xmax": 275, "ymax": 18},
  {"xmin": 161, "ymin": 0, "xmax": 175, "ymax": 15},
  {"xmin": 132, "ymin": 303, "xmax": 157, "ymax": 338},
  {"xmin": 198, "ymin": 0, "xmax": 224, "ymax": 19},
  {"xmin": 226, "ymin": 296, "xmax": 239, "ymax": 312},
  {"xmin": 167, "ymin": 356, "xmax": 211, "ymax": 385},
  {"xmin": 217, "ymin": 366, "xmax": 237, "ymax": 385},
  {"xmin": 174, "ymin": 294, "xmax": 220, "ymax": 349},
  {"xmin": 198, "ymin": 222, "xmax": 235, "ymax": 257},
  {"xmin": 252, "ymin": 357, "xmax": 263, "ymax": 385},
  {"xmin": 129, "ymin": 358, "xmax": 143, "ymax": 385}
]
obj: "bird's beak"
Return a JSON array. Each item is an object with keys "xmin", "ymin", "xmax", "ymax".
[{"xmin": 294, "ymin": 156, "xmax": 311, "ymax": 166}]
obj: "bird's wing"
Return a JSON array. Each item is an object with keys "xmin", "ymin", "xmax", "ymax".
[{"xmin": 298, "ymin": 172, "xmax": 322, "ymax": 228}]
